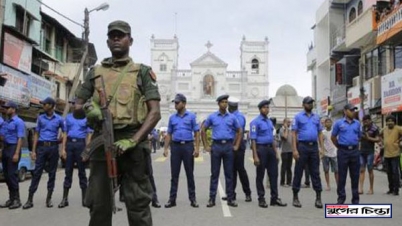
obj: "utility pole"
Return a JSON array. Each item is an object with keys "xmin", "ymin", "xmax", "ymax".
[
  {"xmin": 0, "ymin": 0, "xmax": 4, "ymax": 48},
  {"xmin": 359, "ymin": 60, "xmax": 365, "ymax": 115},
  {"xmin": 83, "ymin": 7, "xmax": 90, "ymax": 76}
]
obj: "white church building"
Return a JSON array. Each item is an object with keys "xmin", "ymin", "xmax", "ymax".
[{"xmin": 151, "ymin": 35, "xmax": 270, "ymax": 128}]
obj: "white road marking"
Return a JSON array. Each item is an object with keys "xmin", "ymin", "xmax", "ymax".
[{"xmin": 218, "ymin": 179, "xmax": 232, "ymax": 217}]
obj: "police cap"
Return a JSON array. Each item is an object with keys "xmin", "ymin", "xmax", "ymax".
[
  {"xmin": 228, "ymin": 96, "xmax": 239, "ymax": 107},
  {"xmin": 107, "ymin": 20, "xmax": 131, "ymax": 35},
  {"xmin": 40, "ymin": 97, "xmax": 56, "ymax": 105},
  {"xmin": 258, "ymin": 99, "xmax": 271, "ymax": 109},
  {"xmin": 302, "ymin": 96, "xmax": 315, "ymax": 104},
  {"xmin": 172, "ymin": 93, "xmax": 187, "ymax": 103},
  {"xmin": 2, "ymin": 101, "xmax": 18, "ymax": 109},
  {"xmin": 344, "ymin": 103, "xmax": 357, "ymax": 111},
  {"xmin": 216, "ymin": 94, "xmax": 229, "ymax": 102}
]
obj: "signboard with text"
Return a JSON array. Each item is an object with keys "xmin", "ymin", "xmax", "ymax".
[
  {"xmin": 3, "ymin": 32, "xmax": 32, "ymax": 74},
  {"xmin": 381, "ymin": 70, "xmax": 402, "ymax": 114},
  {"xmin": 0, "ymin": 64, "xmax": 30, "ymax": 106},
  {"xmin": 30, "ymin": 73, "xmax": 55, "ymax": 104}
]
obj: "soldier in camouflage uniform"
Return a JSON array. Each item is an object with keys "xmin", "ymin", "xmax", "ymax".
[{"xmin": 75, "ymin": 20, "xmax": 161, "ymax": 226}]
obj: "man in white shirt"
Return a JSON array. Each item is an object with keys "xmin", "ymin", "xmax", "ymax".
[{"xmin": 321, "ymin": 118, "xmax": 338, "ymax": 191}]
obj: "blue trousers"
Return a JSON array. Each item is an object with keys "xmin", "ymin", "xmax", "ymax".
[
  {"xmin": 233, "ymin": 142, "xmax": 251, "ymax": 198},
  {"xmin": 29, "ymin": 144, "xmax": 59, "ymax": 193},
  {"xmin": 292, "ymin": 142, "xmax": 322, "ymax": 193},
  {"xmin": 209, "ymin": 142, "xmax": 234, "ymax": 201},
  {"xmin": 337, "ymin": 148, "xmax": 360, "ymax": 204},
  {"xmin": 63, "ymin": 140, "xmax": 87, "ymax": 189},
  {"xmin": 256, "ymin": 144, "xmax": 278, "ymax": 201},
  {"xmin": 168, "ymin": 142, "xmax": 195, "ymax": 202},
  {"xmin": 2, "ymin": 144, "xmax": 20, "ymax": 192}
]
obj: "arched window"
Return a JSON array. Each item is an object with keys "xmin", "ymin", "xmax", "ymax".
[
  {"xmin": 203, "ymin": 75, "xmax": 214, "ymax": 96},
  {"xmin": 357, "ymin": 1, "xmax": 363, "ymax": 15},
  {"xmin": 159, "ymin": 54, "xmax": 168, "ymax": 72},
  {"xmin": 251, "ymin": 59, "xmax": 259, "ymax": 74},
  {"xmin": 349, "ymin": 7, "xmax": 357, "ymax": 23}
]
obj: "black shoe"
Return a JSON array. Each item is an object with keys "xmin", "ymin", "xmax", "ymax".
[
  {"xmin": 227, "ymin": 200, "xmax": 238, "ymax": 207},
  {"xmin": 152, "ymin": 200, "xmax": 161, "ymax": 208},
  {"xmin": 221, "ymin": 196, "xmax": 228, "ymax": 201},
  {"xmin": 292, "ymin": 198, "xmax": 302, "ymax": 208},
  {"xmin": 190, "ymin": 200, "xmax": 199, "ymax": 208},
  {"xmin": 58, "ymin": 198, "xmax": 69, "ymax": 208},
  {"xmin": 393, "ymin": 191, "xmax": 399, "ymax": 196},
  {"xmin": 270, "ymin": 198, "xmax": 287, "ymax": 207},
  {"xmin": 386, "ymin": 190, "xmax": 394, "ymax": 195},
  {"xmin": 206, "ymin": 199, "xmax": 215, "ymax": 208},
  {"xmin": 315, "ymin": 199, "xmax": 323, "ymax": 208},
  {"xmin": 22, "ymin": 200, "xmax": 33, "ymax": 209},
  {"xmin": 258, "ymin": 200, "xmax": 268, "ymax": 208},
  {"xmin": 8, "ymin": 199, "xmax": 21, "ymax": 209},
  {"xmin": 245, "ymin": 195, "xmax": 252, "ymax": 202},
  {"xmin": 46, "ymin": 191, "xmax": 53, "ymax": 208},
  {"xmin": 164, "ymin": 201, "xmax": 176, "ymax": 208},
  {"xmin": 0, "ymin": 200, "xmax": 12, "ymax": 208}
]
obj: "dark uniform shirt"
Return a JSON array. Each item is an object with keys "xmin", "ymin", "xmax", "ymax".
[
  {"xmin": 204, "ymin": 111, "xmax": 240, "ymax": 140},
  {"xmin": 167, "ymin": 110, "xmax": 199, "ymax": 141},
  {"xmin": 64, "ymin": 113, "xmax": 93, "ymax": 139},
  {"xmin": 1, "ymin": 115, "xmax": 25, "ymax": 144},
  {"xmin": 36, "ymin": 113, "xmax": 65, "ymax": 141},
  {"xmin": 292, "ymin": 111, "xmax": 322, "ymax": 142},
  {"xmin": 249, "ymin": 115, "xmax": 274, "ymax": 144},
  {"xmin": 360, "ymin": 123, "xmax": 379, "ymax": 153},
  {"xmin": 332, "ymin": 118, "xmax": 361, "ymax": 146},
  {"xmin": 76, "ymin": 57, "xmax": 161, "ymax": 103}
]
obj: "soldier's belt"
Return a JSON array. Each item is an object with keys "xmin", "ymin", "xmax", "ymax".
[
  {"xmin": 338, "ymin": 145, "xmax": 358, "ymax": 150},
  {"xmin": 67, "ymin": 137, "xmax": 86, "ymax": 143},
  {"xmin": 256, "ymin": 143, "xmax": 273, "ymax": 148},
  {"xmin": 298, "ymin": 141, "xmax": 317, "ymax": 146},
  {"xmin": 172, "ymin": 140, "xmax": 193, "ymax": 145}
]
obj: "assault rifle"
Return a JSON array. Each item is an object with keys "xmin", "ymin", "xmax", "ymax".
[{"xmin": 81, "ymin": 74, "xmax": 119, "ymax": 213}]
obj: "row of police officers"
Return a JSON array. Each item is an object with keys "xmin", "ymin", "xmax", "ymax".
[{"xmin": 0, "ymin": 97, "xmax": 93, "ymax": 210}]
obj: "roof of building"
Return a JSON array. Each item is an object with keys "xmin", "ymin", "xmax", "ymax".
[{"xmin": 275, "ymin": 84, "xmax": 298, "ymax": 96}]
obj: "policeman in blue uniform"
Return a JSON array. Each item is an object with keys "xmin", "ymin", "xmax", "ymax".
[
  {"xmin": 222, "ymin": 96, "xmax": 251, "ymax": 202},
  {"xmin": 0, "ymin": 101, "xmax": 25, "ymax": 209},
  {"xmin": 201, "ymin": 94, "xmax": 242, "ymax": 208},
  {"xmin": 58, "ymin": 98, "xmax": 93, "ymax": 208},
  {"xmin": 163, "ymin": 93, "xmax": 200, "ymax": 208},
  {"xmin": 23, "ymin": 97, "xmax": 65, "ymax": 209},
  {"xmin": 250, "ymin": 100, "xmax": 287, "ymax": 208},
  {"xmin": 291, "ymin": 96, "xmax": 324, "ymax": 208},
  {"xmin": 331, "ymin": 103, "xmax": 361, "ymax": 204}
]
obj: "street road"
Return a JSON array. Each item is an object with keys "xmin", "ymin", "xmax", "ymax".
[{"xmin": 0, "ymin": 149, "xmax": 400, "ymax": 226}]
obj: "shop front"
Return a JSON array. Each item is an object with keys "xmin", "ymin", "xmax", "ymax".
[{"xmin": 381, "ymin": 70, "xmax": 402, "ymax": 125}]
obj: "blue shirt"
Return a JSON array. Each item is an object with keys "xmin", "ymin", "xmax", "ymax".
[
  {"xmin": 292, "ymin": 111, "xmax": 322, "ymax": 142},
  {"xmin": 249, "ymin": 115, "xmax": 274, "ymax": 144},
  {"xmin": 332, "ymin": 118, "xmax": 361, "ymax": 146},
  {"xmin": 2, "ymin": 115, "xmax": 25, "ymax": 144},
  {"xmin": 231, "ymin": 110, "xmax": 246, "ymax": 137},
  {"xmin": 204, "ymin": 111, "xmax": 240, "ymax": 140},
  {"xmin": 64, "ymin": 113, "xmax": 93, "ymax": 139},
  {"xmin": 167, "ymin": 110, "xmax": 200, "ymax": 141},
  {"xmin": 36, "ymin": 112, "xmax": 65, "ymax": 141}
]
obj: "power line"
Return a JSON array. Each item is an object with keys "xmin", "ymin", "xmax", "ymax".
[{"xmin": 35, "ymin": 0, "xmax": 83, "ymax": 28}]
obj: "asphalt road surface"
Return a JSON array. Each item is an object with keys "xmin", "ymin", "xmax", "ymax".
[{"xmin": 0, "ymin": 149, "xmax": 400, "ymax": 225}]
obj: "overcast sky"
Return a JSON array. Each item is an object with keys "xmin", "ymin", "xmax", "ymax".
[{"xmin": 42, "ymin": 0, "xmax": 323, "ymax": 98}]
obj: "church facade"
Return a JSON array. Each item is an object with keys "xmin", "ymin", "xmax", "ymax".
[{"xmin": 150, "ymin": 36, "xmax": 269, "ymax": 128}]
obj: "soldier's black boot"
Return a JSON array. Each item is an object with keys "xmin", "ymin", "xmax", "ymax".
[
  {"xmin": 22, "ymin": 193, "xmax": 34, "ymax": 209},
  {"xmin": 81, "ymin": 188, "xmax": 87, "ymax": 207},
  {"xmin": 46, "ymin": 191, "xmax": 53, "ymax": 208},
  {"xmin": 0, "ymin": 191, "xmax": 13, "ymax": 208},
  {"xmin": 315, "ymin": 191, "xmax": 323, "ymax": 209},
  {"xmin": 292, "ymin": 192, "xmax": 302, "ymax": 208},
  {"xmin": 9, "ymin": 190, "xmax": 21, "ymax": 209},
  {"xmin": 58, "ymin": 188, "xmax": 69, "ymax": 208}
]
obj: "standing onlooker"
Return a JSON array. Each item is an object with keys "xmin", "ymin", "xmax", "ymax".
[
  {"xmin": 0, "ymin": 101, "xmax": 25, "ymax": 209},
  {"xmin": 251, "ymin": 100, "xmax": 287, "ymax": 208},
  {"xmin": 280, "ymin": 118, "xmax": 293, "ymax": 187},
  {"xmin": 163, "ymin": 93, "xmax": 200, "ymax": 208},
  {"xmin": 321, "ymin": 118, "xmax": 338, "ymax": 191},
  {"xmin": 201, "ymin": 94, "xmax": 242, "ymax": 208},
  {"xmin": 23, "ymin": 97, "xmax": 65, "ymax": 209},
  {"xmin": 291, "ymin": 96, "xmax": 324, "ymax": 208},
  {"xmin": 359, "ymin": 115, "xmax": 380, "ymax": 195},
  {"xmin": 381, "ymin": 115, "xmax": 402, "ymax": 196},
  {"xmin": 58, "ymin": 98, "xmax": 93, "ymax": 208},
  {"xmin": 331, "ymin": 104, "xmax": 361, "ymax": 204}
]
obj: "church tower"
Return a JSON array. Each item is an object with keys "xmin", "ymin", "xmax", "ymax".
[{"xmin": 240, "ymin": 36, "xmax": 269, "ymax": 99}]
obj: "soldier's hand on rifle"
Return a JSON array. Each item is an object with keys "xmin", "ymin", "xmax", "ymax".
[
  {"xmin": 114, "ymin": 139, "xmax": 137, "ymax": 155},
  {"xmin": 84, "ymin": 102, "xmax": 103, "ymax": 127}
]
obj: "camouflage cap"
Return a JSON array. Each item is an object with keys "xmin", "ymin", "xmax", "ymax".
[{"xmin": 107, "ymin": 20, "xmax": 131, "ymax": 35}]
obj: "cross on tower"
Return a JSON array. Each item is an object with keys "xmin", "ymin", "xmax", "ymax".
[{"xmin": 205, "ymin": 41, "xmax": 213, "ymax": 52}]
